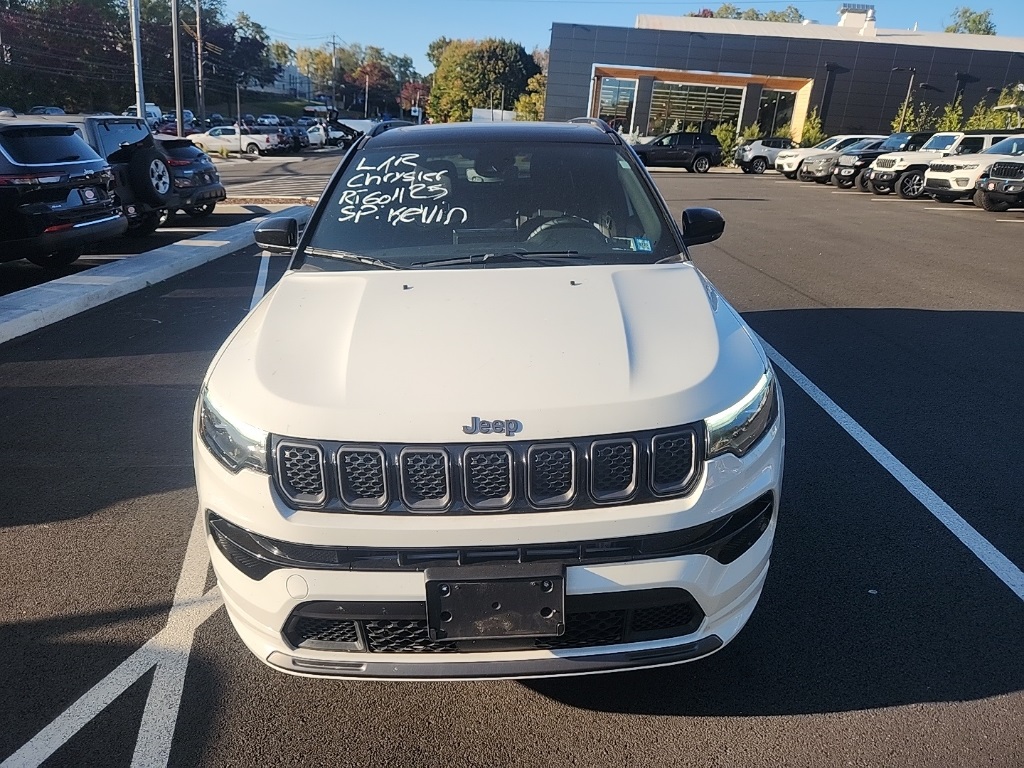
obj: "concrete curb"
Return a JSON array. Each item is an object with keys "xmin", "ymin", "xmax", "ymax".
[{"xmin": 0, "ymin": 205, "xmax": 312, "ymax": 346}]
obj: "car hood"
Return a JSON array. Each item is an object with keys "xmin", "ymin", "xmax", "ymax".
[
  {"xmin": 874, "ymin": 149, "xmax": 950, "ymax": 165},
  {"xmin": 204, "ymin": 263, "xmax": 767, "ymax": 443},
  {"xmin": 935, "ymin": 152, "xmax": 1024, "ymax": 170}
]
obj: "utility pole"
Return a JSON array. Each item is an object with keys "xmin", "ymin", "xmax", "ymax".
[
  {"xmin": 196, "ymin": 0, "xmax": 206, "ymax": 124},
  {"xmin": 128, "ymin": 0, "xmax": 146, "ymax": 122},
  {"xmin": 364, "ymin": 73, "xmax": 369, "ymax": 118},
  {"xmin": 331, "ymin": 34, "xmax": 338, "ymax": 109},
  {"xmin": 192, "ymin": 42, "xmax": 200, "ymax": 117},
  {"xmin": 171, "ymin": 0, "xmax": 184, "ymax": 134}
]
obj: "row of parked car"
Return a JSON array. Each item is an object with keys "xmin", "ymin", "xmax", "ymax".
[
  {"xmin": 764, "ymin": 128, "xmax": 1024, "ymax": 212},
  {"xmin": 0, "ymin": 113, "xmax": 228, "ymax": 268}
]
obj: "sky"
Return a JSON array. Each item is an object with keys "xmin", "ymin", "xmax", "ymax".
[{"xmin": 226, "ymin": 1, "xmax": 1024, "ymax": 76}]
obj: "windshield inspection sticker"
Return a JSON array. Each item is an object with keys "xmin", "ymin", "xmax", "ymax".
[
  {"xmin": 632, "ymin": 237, "xmax": 652, "ymax": 252},
  {"xmin": 337, "ymin": 153, "xmax": 468, "ymax": 226}
]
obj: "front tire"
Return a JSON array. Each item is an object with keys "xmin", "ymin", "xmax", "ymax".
[
  {"xmin": 857, "ymin": 172, "xmax": 872, "ymax": 192},
  {"xmin": 185, "ymin": 202, "xmax": 216, "ymax": 218},
  {"xmin": 782, "ymin": 171, "xmax": 796, "ymax": 179},
  {"xmin": 27, "ymin": 249, "xmax": 81, "ymax": 268},
  {"xmin": 126, "ymin": 211, "xmax": 162, "ymax": 237},
  {"xmin": 832, "ymin": 174, "xmax": 854, "ymax": 189},
  {"xmin": 932, "ymin": 194, "xmax": 960, "ymax": 204},
  {"xmin": 975, "ymin": 189, "xmax": 1011, "ymax": 212},
  {"xmin": 896, "ymin": 170, "xmax": 926, "ymax": 199}
]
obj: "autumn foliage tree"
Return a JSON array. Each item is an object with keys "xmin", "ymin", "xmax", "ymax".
[{"xmin": 428, "ymin": 38, "xmax": 540, "ymax": 122}]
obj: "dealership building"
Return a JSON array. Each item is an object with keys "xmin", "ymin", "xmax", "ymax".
[{"xmin": 544, "ymin": 4, "xmax": 1024, "ymax": 138}]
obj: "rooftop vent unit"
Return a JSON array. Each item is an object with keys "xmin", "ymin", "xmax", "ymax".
[{"xmin": 838, "ymin": 3, "xmax": 875, "ymax": 27}]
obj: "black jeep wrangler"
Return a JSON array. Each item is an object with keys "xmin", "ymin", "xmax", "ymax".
[{"xmin": 25, "ymin": 115, "xmax": 180, "ymax": 235}]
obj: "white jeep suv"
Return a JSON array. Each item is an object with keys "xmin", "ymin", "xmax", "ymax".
[
  {"xmin": 866, "ymin": 130, "xmax": 1018, "ymax": 199},
  {"xmin": 923, "ymin": 135, "xmax": 1024, "ymax": 203},
  {"xmin": 195, "ymin": 122, "xmax": 785, "ymax": 680}
]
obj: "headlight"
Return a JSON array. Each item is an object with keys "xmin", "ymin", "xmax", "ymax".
[
  {"xmin": 706, "ymin": 370, "xmax": 778, "ymax": 458},
  {"xmin": 199, "ymin": 391, "xmax": 268, "ymax": 473}
]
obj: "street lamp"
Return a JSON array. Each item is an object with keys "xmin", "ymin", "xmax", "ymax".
[{"xmin": 892, "ymin": 67, "xmax": 917, "ymax": 132}]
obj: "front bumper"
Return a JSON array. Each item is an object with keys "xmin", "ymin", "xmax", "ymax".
[
  {"xmin": 834, "ymin": 166, "xmax": 862, "ymax": 178},
  {"xmin": 197, "ymin": 408, "xmax": 784, "ymax": 680},
  {"xmin": 775, "ymin": 158, "xmax": 800, "ymax": 172},
  {"xmin": 980, "ymin": 177, "xmax": 1024, "ymax": 202}
]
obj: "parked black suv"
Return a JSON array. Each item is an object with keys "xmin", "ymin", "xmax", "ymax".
[
  {"xmin": 632, "ymin": 131, "xmax": 723, "ymax": 172},
  {"xmin": 0, "ymin": 119, "xmax": 127, "ymax": 267},
  {"xmin": 154, "ymin": 135, "xmax": 226, "ymax": 218},
  {"xmin": 976, "ymin": 160, "xmax": 1024, "ymax": 212},
  {"xmin": 20, "ymin": 114, "xmax": 182, "ymax": 235}
]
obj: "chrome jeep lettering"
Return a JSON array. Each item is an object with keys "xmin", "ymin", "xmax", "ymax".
[{"xmin": 462, "ymin": 417, "xmax": 523, "ymax": 436}]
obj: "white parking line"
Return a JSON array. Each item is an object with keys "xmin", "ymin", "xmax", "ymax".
[
  {"xmin": 757, "ymin": 334, "xmax": 1024, "ymax": 602},
  {"xmin": 996, "ymin": 219, "xmax": 1024, "ymax": 223},
  {"xmin": 1, "ymin": 251, "xmax": 277, "ymax": 768},
  {"xmin": 922, "ymin": 207, "xmax": 977, "ymax": 211}
]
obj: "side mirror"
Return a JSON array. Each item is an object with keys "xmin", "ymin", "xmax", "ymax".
[
  {"xmin": 680, "ymin": 207, "xmax": 725, "ymax": 247},
  {"xmin": 254, "ymin": 217, "xmax": 298, "ymax": 253}
]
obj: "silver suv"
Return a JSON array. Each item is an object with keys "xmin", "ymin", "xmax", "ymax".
[{"xmin": 735, "ymin": 137, "xmax": 793, "ymax": 174}]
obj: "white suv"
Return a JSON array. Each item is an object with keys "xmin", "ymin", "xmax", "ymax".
[
  {"xmin": 775, "ymin": 135, "xmax": 878, "ymax": 179},
  {"xmin": 923, "ymin": 134, "xmax": 1024, "ymax": 203},
  {"xmin": 196, "ymin": 122, "xmax": 785, "ymax": 680},
  {"xmin": 866, "ymin": 130, "xmax": 1017, "ymax": 199},
  {"xmin": 735, "ymin": 137, "xmax": 794, "ymax": 174}
]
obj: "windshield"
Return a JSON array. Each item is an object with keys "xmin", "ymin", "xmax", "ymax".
[
  {"xmin": 303, "ymin": 141, "xmax": 679, "ymax": 269},
  {"xmin": 879, "ymin": 133, "xmax": 911, "ymax": 151},
  {"xmin": 984, "ymin": 136, "xmax": 1024, "ymax": 155},
  {"xmin": 844, "ymin": 139, "xmax": 877, "ymax": 152},
  {"xmin": 921, "ymin": 134, "xmax": 959, "ymax": 151},
  {"xmin": 813, "ymin": 138, "xmax": 839, "ymax": 150}
]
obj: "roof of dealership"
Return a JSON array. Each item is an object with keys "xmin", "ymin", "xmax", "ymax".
[{"xmin": 636, "ymin": 6, "xmax": 1024, "ymax": 55}]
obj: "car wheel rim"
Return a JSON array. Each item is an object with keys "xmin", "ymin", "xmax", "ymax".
[
  {"xmin": 696, "ymin": 158, "xmax": 709, "ymax": 172},
  {"xmin": 902, "ymin": 174, "xmax": 923, "ymax": 197},
  {"xmin": 150, "ymin": 160, "xmax": 170, "ymax": 194},
  {"xmin": 752, "ymin": 160, "xmax": 765, "ymax": 173}
]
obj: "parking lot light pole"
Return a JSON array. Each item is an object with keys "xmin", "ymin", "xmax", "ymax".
[
  {"xmin": 171, "ymin": 0, "xmax": 184, "ymax": 135},
  {"xmin": 128, "ymin": 0, "xmax": 146, "ymax": 122},
  {"xmin": 893, "ymin": 66, "xmax": 917, "ymax": 132}
]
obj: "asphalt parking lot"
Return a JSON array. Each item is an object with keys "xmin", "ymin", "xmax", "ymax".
[{"xmin": 2, "ymin": 171, "xmax": 1022, "ymax": 767}]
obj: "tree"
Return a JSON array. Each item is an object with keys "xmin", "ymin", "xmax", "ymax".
[
  {"xmin": 269, "ymin": 41, "xmax": 294, "ymax": 69},
  {"xmin": 945, "ymin": 7, "xmax": 996, "ymax": 35},
  {"xmin": 964, "ymin": 86, "xmax": 1018, "ymax": 129},
  {"xmin": 935, "ymin": 96, "xmax": 964, "ymax": 131},
  {"xmin": 532, "ymin": 47, "xmax": 549, "ymax": 75},
  {"xmin": 426, "ymin": 36, "xmax": 453, "ymax": 69},
  {"xmin": 429, "ymin": 38, "xmax": 540, "ymax": 122},
  {"xmin": 295, "ymin": 46, "xmax": 334, "ymax": 95},
  {"xmin": 712, "ymin": 121, "xmax": 738, "ymax": 165},
  {"xmin": 890, "ymin": 100, "xmax": 936, "ymax": 132},
  {"xmin": 692, "ymin": 4, "xmax": 804, "ymax": 22},
  {"xmin": 514, "ymin": 73, "xmax": 546, "ymax": 121},
  {"xmin": 800, "ymin": 108, "xmax": 826, "ymax": 146},
  {"xmin": 348, "ymin": 60, "xmax": 398, "ymax": 117}
]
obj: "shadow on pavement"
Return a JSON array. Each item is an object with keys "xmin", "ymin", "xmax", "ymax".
[{"xmin": 528, "ymin": 307, "xmax": 1024, "ymax": 715}]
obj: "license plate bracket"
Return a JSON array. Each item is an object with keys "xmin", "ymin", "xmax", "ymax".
[{"xmin": 424, "ymin": 564, "xmax": 565, "ymax": 641}]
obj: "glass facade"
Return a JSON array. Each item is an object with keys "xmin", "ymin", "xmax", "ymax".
[
  {"xmin": 647, "ymin": 82, "xmax": 743, "ymax": 136},
  {"xmin": 757, "ymin": 89, "xmax": 796, "ymax": 136},
  {"xmin": 598, "ymin": 78, "xmax": 636, "ymax": 132}
]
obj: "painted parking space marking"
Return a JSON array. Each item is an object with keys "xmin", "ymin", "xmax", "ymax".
[
  {"xmin": 757, "ymin": 333, "xmax": 1024, "ymax": 603},
  {"xmin": 996, "ymin": 219, "xmax": 1024, "ymax": 223},
  {"xmin": 1, "ymin": 251, "xmax": 275, "ymax": 768}
]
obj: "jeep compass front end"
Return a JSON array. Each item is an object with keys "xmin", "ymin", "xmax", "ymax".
[{"xmin": 195, "ymin": 122, "xmax": 785, "ymax": 679}]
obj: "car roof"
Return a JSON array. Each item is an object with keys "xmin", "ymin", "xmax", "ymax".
[
  {"xmin": 0, "ymin": 117, "xmax": 77, "ymax": 131},
  {"xmin": 366, "ymin": 121, "xmax": 618, "ymax": 148}
]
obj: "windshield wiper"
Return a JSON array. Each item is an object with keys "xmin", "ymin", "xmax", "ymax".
[
  {"xmin": 303, "ymin": 246, "xmax": 403, "ymax": 270},
  {"xmin": 413, "ymin": 250, "xmax": 586, "ymax": 268}
]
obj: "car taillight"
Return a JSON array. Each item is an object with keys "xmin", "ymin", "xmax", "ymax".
[
  {"xmin": 0, "ymin": 173, "xmax": 67, "ymax": 186},
  {"xmin": 166, "ymin": 158, "xmax": 191, "ymax": 167}
]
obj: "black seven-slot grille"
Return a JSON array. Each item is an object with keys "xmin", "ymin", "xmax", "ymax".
[
  {"xmin": 283, "ymin": 589, "xmax": 705, "ymax": 653},
  {"xmin": 272, "ymin": 426, "xmax": 701, "ymax": 513},
  {"xmin": 929, "ymin": 163, "xmax": 955, "ymax": 174},
  {"xmin": 990, "ymin": 162, "xmax": 1024, "ymax": 180}
]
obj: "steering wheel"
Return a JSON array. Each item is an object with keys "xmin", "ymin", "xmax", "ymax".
[{"xmin": 526, "ymin": 215, "xmax": 607, "ymax": 243}]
